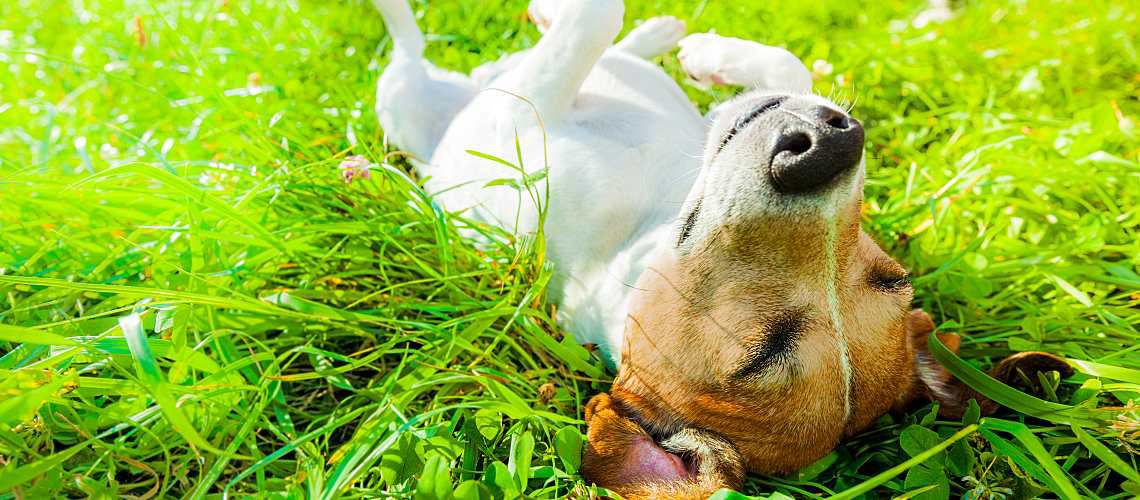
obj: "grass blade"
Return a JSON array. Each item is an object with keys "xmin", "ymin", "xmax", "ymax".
[
  {"xmin": 927, "ymin": 331, "xmax": 1105, "ymax": 427},
  {"xmin": 829, "ymin": 424, "xmax": 978, "ymax": 500},
  {"xmin": 119, "ymin": 313, "xmax": 244, "ymax": 458},
  {"xmin": 0, "ymin": 324, "xmax": 81, "ymax": 346},
  {"xmin": 979, "ymin": 418, "xmax": 1080, "ymax": 499},
  {"xmin": 1070, "ymin": 424, "xmax": 1140, "ymax": 483}
]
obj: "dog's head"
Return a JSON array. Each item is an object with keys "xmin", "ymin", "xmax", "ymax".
[{"xmin": 581, "ymin": 93, "xmax": 1069, "ymax": 498}]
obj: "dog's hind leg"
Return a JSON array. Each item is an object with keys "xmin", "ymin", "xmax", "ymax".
[
  {"xmin": 613, "ymin": 16, "xmax": 686, "ymax": 59},
  {"xmin": 373, "ymin": 0, "xmax": 476, "ymax": 161},
  {"xmin": 493, "ymin": 0, "xmax": 625, "ymax": 123}
]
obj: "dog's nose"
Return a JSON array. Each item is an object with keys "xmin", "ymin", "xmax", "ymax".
[{"xmin": 767, "ymin": 104, "xmax": 864, "ymax": 194}]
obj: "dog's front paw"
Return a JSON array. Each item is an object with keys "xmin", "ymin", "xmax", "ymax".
[
  {"xmin": 618, "ymin": 16, "xmax": 687, "ymax": 58},
  {"xmin": 677, "ymin": 33, "xmax": 742, "ymax": 88},
  {"xmin": 679, "ymin": 32, "xmax": 811, "ymax": 92}
]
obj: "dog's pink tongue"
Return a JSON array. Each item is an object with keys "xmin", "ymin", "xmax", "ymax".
[{"xmin": 622, "ymin": 435, "xmax": 692, "ymax": 482}]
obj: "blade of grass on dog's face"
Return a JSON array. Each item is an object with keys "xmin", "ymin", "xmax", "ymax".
[{"xmin": 2, "ymin": 0, "xmax": 1137, "ymax": 497}]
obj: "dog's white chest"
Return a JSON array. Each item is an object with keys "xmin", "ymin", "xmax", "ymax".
[
  {"xmin": 421, "ymin": 53, "xmax": 705, "ymax": 366},
  {"xmin": 554, "ymin": 224, "xmax": 673, "ymax": 367}
]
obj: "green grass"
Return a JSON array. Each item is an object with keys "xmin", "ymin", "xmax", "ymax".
[{"xmin": 1, "ymin": 0, "xmax": 1138, "ymax": 497}]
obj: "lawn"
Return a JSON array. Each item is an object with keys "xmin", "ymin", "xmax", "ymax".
[{"xmin": 1, "ymin": 0, "xmax": 1138, "ymax": 498}]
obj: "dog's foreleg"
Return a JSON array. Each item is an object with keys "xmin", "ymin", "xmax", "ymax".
[
  {"xmin": 494, "ymin": 0, "xmax": 625, "ymax": 122},
  {"xmin": 677, "ymin": 33, "xmax": 812, "ymax": 94},
  {"xmin": 532, "ymin": 0, "xmax": 683, "ymax": 61}
]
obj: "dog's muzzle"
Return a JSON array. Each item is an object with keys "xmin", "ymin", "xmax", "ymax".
[{"xmin": 743, "ymin": 96, "xmax": 865, "ymax": 194}]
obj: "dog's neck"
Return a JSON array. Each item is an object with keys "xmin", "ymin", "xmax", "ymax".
[{"xmin": 552, "ymin": 221, "xmax": 675, "ymax": 369}]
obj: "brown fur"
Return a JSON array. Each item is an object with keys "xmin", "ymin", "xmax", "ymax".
[
  {"xmin": 612, "ymin": 199, "xmax": 909, "ymax": 474},
  {"xmin": 581, "ymin": 195, "xmax": 1072, "ymax": 497}
]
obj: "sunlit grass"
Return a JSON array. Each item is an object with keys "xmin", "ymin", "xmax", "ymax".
[{"xmin": 1, "ymin": 0, "xmax": 1138, "ymax": 498}]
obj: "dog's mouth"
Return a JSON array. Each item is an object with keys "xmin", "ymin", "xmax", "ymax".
[
  {"xmin": 622, "ymin": 396, "xmax": 744, "ymax": 480},
  {"xmin": 624, "ymin": 433, "xmax": 696, "ymax": 481}
]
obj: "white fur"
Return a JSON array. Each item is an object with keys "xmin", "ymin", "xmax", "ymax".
[{"xmin": 373, "ymin": 0, "xmax": 825, "ymax": 368}]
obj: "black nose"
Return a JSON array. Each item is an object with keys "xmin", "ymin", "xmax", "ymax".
[{"xmin": 767, "ymin": 103, "xmax": 864, "ymax": 194}]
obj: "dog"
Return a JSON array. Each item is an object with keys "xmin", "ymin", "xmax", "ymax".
[{"xmin": 371, "ymin": 0, "xmax": 1069, "ymax": 497}]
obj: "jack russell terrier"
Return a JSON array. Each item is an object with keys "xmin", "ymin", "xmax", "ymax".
[{"xmin": 370, "ymin": 0, "xmax": 1069, "ymax": 497}]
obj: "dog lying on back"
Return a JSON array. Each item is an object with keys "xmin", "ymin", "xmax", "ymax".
[{"xmin": 371, "ymin": 0, "xmax": 1068, "ymax": 496}]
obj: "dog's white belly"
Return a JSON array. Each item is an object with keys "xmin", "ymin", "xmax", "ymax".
[{"xmin": 424, "ymin": 51, "xmax": 706, "ymax": 365}]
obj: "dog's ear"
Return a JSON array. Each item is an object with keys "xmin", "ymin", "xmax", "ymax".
[
  {"xmin": 581, "ymin": 392, "xmax": 745, "ymax": 499},
  {"xmin": 902, "ymin": 309, "xmax": 1074, "ymax": 418}
]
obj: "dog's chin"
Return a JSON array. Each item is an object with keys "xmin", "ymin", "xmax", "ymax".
[{"xmin": 687, "ymin": 161, "xmax": 865, "ymax": 246}]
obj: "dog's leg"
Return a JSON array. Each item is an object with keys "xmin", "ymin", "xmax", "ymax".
[
  {"xmin": 496, "ymin": 0, "xmax": 625, "ymax": 122},
  {"xmin": 530, "ymin": 0, "xmax": 681, "ymax": 60},
  {"xmin": 613, "ymin": 16, "xmax": 686, "ymax": 59},
  {"xmin": 677, "ymin": 33, "xmax": 812, "ymax": 94},
  {"xmin": 374, "ymin": 0, "xmax": 476, "ymax": 160}
]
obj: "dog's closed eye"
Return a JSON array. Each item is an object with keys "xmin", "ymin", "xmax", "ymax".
[
  {"xmin": 868, "ymin": 262, "xmax": 911, "ymax": 293},
  {"xmin": 677, "ymin": 200, "xmax": 702, "ymax": 246},
  {"xmin": 732, "ymin": 309, "xmax": 806, "ymax": 379},
  {"xmin": 717, "ymin": 96, "xmax": 786, "ymax": 153}
]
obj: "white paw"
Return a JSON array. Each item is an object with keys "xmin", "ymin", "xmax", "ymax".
[
  {"xmin": 677, "ymin": 33, "xmax": 741, "ymax": 87},
  {"xmin": 528, "ymin": 0, "xmax": 558, "ymax": 32},
  {"xmin": 678, "ymin": 33, "xmax": 811, "ymax": 92},
  {"xmin": 619, "ymin": 16, "xmax": 686, "ymax": 58}
]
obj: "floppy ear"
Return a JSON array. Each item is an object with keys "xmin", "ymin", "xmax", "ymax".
[
  {"xmin": 581, "ymin": 392, "xmax": 745, "ymax": 499},
  {"xmin": 903, "ymin": 309, "xmax": 1074, "ymax": 418}
]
